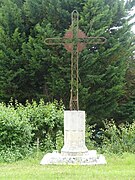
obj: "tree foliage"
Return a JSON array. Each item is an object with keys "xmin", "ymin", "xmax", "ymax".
[{"xmin": 0, "ymin": 0, "xmax": 134, "ymax": 125}]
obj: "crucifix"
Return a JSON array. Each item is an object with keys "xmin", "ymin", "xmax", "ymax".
[
  {"xmin": 45, "ymin": 10, "xmax": 106, "ymax": 110},
  {"xmin": 41, "ymin": 10, "xmax": 107, "ymax": 165}
]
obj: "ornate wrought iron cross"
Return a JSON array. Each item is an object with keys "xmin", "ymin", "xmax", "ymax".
[{"xmin": 45, "ymin": 10, "xmax": 106, "ymax": 110}]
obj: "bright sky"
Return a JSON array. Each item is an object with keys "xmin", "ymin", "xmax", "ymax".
[
  {"xmin": 132, "ymin": 25, "xmax": 135, "ymax": 33},
  {"xmin": 129, "ymin": 7, "xmax": 135, "ymax": 33}
]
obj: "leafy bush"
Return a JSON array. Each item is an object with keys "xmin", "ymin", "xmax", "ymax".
[
  {"xmin": 0, "ymin": 102, "xmax": 32, "ymax": 162},
  {"xmin": 56, "ymin": 130, "xmax": 64, "ymax": 152},
  {"xmin": 18, "ymin": 99, "xmax": 64, "ymax": 151},
  {"xmin": 0, "ymin": 147, "xmax": 34, "ymax": 163},
  {"xmin": 0, "ymin": 99, "xmax": 64, "ymax": 162},
  {"xmin": 99, "ymin": 121, "xmax": 135, "ymax": 154},
  {"xmin": 85, "ymin": 125, "xmax": 96, "ymax": 150}
]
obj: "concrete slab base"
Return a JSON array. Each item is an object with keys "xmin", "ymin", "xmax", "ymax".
[{"xmin": 40, "ymin": 150, "xmax": 106, "ymax": 165}]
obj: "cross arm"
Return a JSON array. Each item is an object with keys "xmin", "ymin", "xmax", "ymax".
[
  {"xmin": 44, "ymin": 37, "xmax": 72, "ymax": 45},
  {"xmin": 79, "ymin": 36, "xmax": 107, "ymax": 44}
]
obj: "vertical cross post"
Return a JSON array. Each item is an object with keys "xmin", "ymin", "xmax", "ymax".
[{"xmin": 70, "ymin": 10, "xmax": 79, "ymax": 110}]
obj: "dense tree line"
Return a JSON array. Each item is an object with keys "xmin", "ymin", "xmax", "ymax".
[{"xmin": 0, "ymin": 0, "xmax": 134, "ymax": 126}]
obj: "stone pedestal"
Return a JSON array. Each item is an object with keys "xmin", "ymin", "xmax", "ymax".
[
  {"xmin": 40, "ymin": 110, "xmax": 106, "ymax": 165},
  {"xmin": 61, "ymin": 111, "xmax": 88, "ymax": 156}
]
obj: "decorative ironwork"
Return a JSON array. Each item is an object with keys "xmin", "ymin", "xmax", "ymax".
[{"xmin": 45, "ymin": 10, "xmax": 106, "ymax": 110}]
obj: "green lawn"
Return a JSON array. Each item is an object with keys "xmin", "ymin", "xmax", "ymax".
[{"xmin": 0, "ymin": 153, "xmax": 135, "ymax": 180}]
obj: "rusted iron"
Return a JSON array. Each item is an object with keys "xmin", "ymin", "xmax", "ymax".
[{"xmin": 45, "ymin": 10, "xmax": 106, "ymax": 110}]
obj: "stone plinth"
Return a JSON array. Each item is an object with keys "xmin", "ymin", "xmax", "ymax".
[
  {"xmin": 61, "ymin": 111, "xmax": 88, "ymax": 156},
  {"xmin": 40, "ymin": 110, "xmax": 107, "ymax": 165},
  {"xmin": 40, "ymin": 150, "xmax": 106, "ymax": 165}
]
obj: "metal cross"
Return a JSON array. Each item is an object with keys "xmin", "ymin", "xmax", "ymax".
[{"xmin": 45, "ymin": 10, "xmax": 106, "ymax": 111}]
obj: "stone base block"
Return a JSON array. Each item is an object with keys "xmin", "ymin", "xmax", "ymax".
[
  {"xmin": 61, "ymin": 111, "xmax": 88, "ymax": 156},
  {"xmin": 40, "ymin": 150, "xmax": 107, "ymax": 165}
]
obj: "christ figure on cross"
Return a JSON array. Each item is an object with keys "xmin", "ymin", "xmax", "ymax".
[{"xmin": 45, "ymin": 10, "xmax": 106, "ymax": 111}]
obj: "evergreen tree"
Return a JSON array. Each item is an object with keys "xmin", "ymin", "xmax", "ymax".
[
  {"xmin": 0, "ymin": 0, "xmax": 24, "ymax": 102},
  {"xmin": 0, "ymin": 0, "xmax": 134, "ymax": 125},
  {"xmin": 79, "ymin": 0, "xmax": 134, "ymax": 126}
]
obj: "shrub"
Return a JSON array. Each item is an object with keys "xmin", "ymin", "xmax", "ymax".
[
  {"xmin": 99, "ymin": 120, "xmax": 135, "ymax": 154},
  {"xmin": 85, "ymin": 125, "xmax": 96, "ymax": 150},
  {"xmin": 0, "ymin": 99, "xmax": 64, "ymax": 161},
  {"xmin": 0, "ymin": 102, "xmax": 32, "ymax": 162},
  {"xmin": 56, "ymin": 130, "xmax": 64, "ymax": 152},
  {"xmin": 16, "ymin": 99, "xmax": 64, "ymax": 151}
]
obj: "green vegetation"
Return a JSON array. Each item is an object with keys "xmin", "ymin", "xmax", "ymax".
[
  {"xmin": 98, "ymin": 121, "xmax": 135, "ymax": 154},
  {"xmin": 0, "ymin": 0, "xmax": 134, "ymax": 125},
  {"xmin": 0, "ymin": 101, "xmax": 135, "ymax": 163},
  {"xmin": 0, "ymin": 1, "xmax": 134, "ymax": 177},
  {"xmin": 0, "ymin": 153, "xmax": 135, "ymax": 180},
  {"xmin": 0, "ymin": 100, "xmax": 64, "ymax": 162}
]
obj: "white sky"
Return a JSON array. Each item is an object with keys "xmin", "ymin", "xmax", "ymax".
[
  {"xmin": 129, "ymin": 7, "xmax": 135, "ymax": 33},
  {"xmin": 132, "ymin": 25, "xmax": 135, "ymax": 33}
]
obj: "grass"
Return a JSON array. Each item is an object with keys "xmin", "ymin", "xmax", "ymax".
[{"xmin": 0, "ymin": 153, "xmax": 135, "ymax": 180}]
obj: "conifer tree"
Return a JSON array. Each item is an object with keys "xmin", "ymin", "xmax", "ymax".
[
  {"xmin": 0, "ymin": 0, "xmax": 134, "ymax": 125},
  {"xmin": 79, "ymin": 0, "xmax": 134, "ymax": 125}
]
